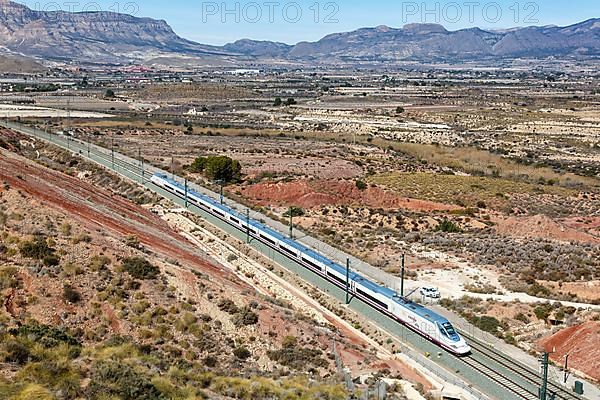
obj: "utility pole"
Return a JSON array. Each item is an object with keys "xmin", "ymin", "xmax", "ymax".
[
  {"xmin": 563, "ymin": 354, "xmax": 570, "ymax": 385},
  {"xmin": 246, "ymin": 209, "xmax": 250, "ymax": 243},
  {"xmin": 87, "ymin": 135, "xmax": 90, "ymax": 157},
  {"xmin": 540, "ymin": 352, "xmax": 550, "ymax": 400},
  {"xmin": 66, "ymin": 97, "xmax": 71, "ymax": 134},
  {"xmin": 214, "ymin": 180, "xmax": 224, "ymax": 205},
  {"xmin": 171, "ymin": 155, "xmax": 175, "ymax": 180},
  {"xmin": 111, "ymin": 136, "xmax": 115, "ymax": 169},
  {"xmin": 184, "ymin": 179, "xmax": 188, "ymax": 208},
  {"xmin": 138, "ymin": 148, "xmax": 143, "ymax": 183},
  {"xmin": 400, "ymin": 254, "xmax": 406, "ymax": 297},
  {"xmin": 289, "ymin": 206, "xmax": 293, "ymax": 239},
  {"xmin": 345, "ymin": 258, "xmax": 351, "ymax": 305}
]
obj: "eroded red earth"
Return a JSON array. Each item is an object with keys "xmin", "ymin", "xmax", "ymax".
[
  {"xmin": 539, "ymin": 322, "xmax": 600, "ymax": 382},
  {"xmin": 0, "ymin": 148, "xmax": 241, "ymax": 288},
  {"xmin": 240, "ymin": 180, "xmax": 459, "ymax": 212}
]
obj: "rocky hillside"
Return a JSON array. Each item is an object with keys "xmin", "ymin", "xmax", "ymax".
[
  {"xmin": 286, "ymin": 20, "xmax": 600, "ymax": 62},
  {"xmin": 0, "ymin": 0, "xmax": 597, "ymax": 65},
  {"xmin": 0, "ymin": 54, "xmax": 45, "ymax": 73},
  {"xmin": 0, "ymin": 0, "xmax": 231, "ymax": 63}
]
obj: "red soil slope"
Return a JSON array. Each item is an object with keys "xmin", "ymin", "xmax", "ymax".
[
  {"xmin": 495, "ymin": 214, "xmax": 600, "ymax": 244},
  {"xmin": 539, "ymin": 322, "xmax": 600, "ymax": 382},
  {"xmin": 0, "ymin": 148, "xmax": 240, "ymax": 287},
  {"xmin": 241, "ymin": 180, "xmax": 459, "ymax": 212}
]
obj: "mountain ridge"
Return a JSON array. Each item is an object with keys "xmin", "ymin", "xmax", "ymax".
[
  {"xmin": 0, "ymin": 0, "xmax": 235, "ymax": 63},
  {"xmin": 0, "ymin": 1, "xmax": 598, "ymax": 65}
]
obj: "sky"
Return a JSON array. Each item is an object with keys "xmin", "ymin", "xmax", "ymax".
[{"xmin": 18, "ymin": 0, "xmax": 600, "ymax": 45}]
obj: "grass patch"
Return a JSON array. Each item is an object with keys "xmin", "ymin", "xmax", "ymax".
[
  {"xmin": 369, "ymin": 172, "xmax": 575, "ymax": 208},
  {"xmin": 377, "ymin": 140, "xmax": 598, "ymax": 190}
]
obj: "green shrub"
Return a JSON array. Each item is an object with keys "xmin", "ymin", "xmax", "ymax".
[
  {"xmin": 60, "ymin": 223, "xmax": 72, "ymax": 237},
  {"xmin": 435, "ymin": 219, "xmax": 462, "ymax": 233},
  {"xmin": 72, "ymin": 234, "xmax": 92, "ymax": 245},
  {"xmin": 0, "ymin": 266, "xmax": 21, "ymax": 290},
  {"xmin": 282, "ymin": 335, "xmax": 298, "ymax": 349},
  {"xmin": 87, "ymin": 361, "xmax": 163, "ymax": 400},
  {"xmin": 189, "ymin": 156, "xmax": 242, "ymax": 183},
  {"xmin": 232, "ymin": 307, "xmax": 259, "ymax": 327},
  {"xmin": 2, "ymin": 338, "xmax": 31, "ymax": 365},
  {"xmin": 12, "ymin": 383, "xmax": 54, "ymax": 400},
  {"xmin": 267, "ymin": 342, "xmax": 327, "ymax": 370},
  {"xmin": 355, "ymin": 180, "xmax": 368, "ymax": 191},
  {"xmin": 203, "ymin": 356, "xmax": 217, "ymax": 368},
  {"xmin": 471, "ymin": 315, "xmax": 503, "ymax": 334},
  {"xmin": 122, "ymin": 257, "xmax": 160, "ymax": 280},
  {"xmin": 125, "ymin": 235, "xmax": 140, "ymax": 249},
  {"xmin": 42, "ymin": 254, "xmax": 60, "ymax": 267},
  {"xmin": 63, "ymin": 285, "xmax": 82, "ymax": 303},
  {"xmin": 19, "ymin": 236, "xmax": 55, "ymax": 260},
  {"xmin": 534, "ymin": 304, "xmax": 553, "ymax": 321},
  {"xmin": 10, "ymin": 323, "xmax": 80, "ymax": 348},
  {"xmin": 515, "ymin": 313, "xmax": 529, "ymax": 323},
  {"xmin": 217, "ymin": 298, "xmax": 239, "ymax": 314},
  {"xmin": 17, "ymin": 360, "xmax": 81, "ymax": 398},
  {"xmin": 233, "ymin": 347, "xmax": 251, "ymax": 360},
  {"xmin": 283, "ymin": 207, "xmax": 305, "ymax": 218},
  {"xmin": 526, "ymin": 283, "xmax": 551, "ymax": 297},
  {"xmin": 89, "ymin": 255, "xmax": 111, "ymax": 272}
]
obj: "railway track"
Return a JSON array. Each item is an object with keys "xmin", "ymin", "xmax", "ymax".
[
  {"xmin": 2, "ymin": 121, "xmax": 589, "ymax": 400},
  {"xmin": 460, "ymin": 355, "xmax": 539, "ymax": 400},
  {"xmin": 464, "ymin": 334, "xmax": 582, "ymax": 400}
]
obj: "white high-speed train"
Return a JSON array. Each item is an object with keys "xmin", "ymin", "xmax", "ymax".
[{"xmin": 151, "ymin": 173, "xmax": 471, "ymax": 355}]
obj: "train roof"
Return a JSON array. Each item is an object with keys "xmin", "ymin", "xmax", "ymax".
[
  {"xmin": 393, "ymin": 298, "xmax": 448, "ymax": 324},
  {"xmin": 155, "ymin": 173, "xmax": 451, "ymax": 326}
]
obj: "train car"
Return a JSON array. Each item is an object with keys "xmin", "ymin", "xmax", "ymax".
[{"xmin": 150, "ymin": 173, "xmax": 471, "ymax": 355}]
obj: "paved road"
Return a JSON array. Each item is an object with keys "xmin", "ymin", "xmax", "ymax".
[{"xmin": 5, "ymin": 120, "xmax": 596, "ymax": 400}]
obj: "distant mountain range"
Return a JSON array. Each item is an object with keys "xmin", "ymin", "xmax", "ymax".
[
  {"xmin": 0, "ymin": 0, "xmax": 229, "ymax": 64},
  {"xmin": 0, "ymin": 0, "xmax": 598, "ymax": 66}
]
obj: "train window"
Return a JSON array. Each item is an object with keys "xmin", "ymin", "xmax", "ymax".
[
  {"xmin": 302, "ymin": 257, "xmax": 322, "ymax": 271},
  {"xmin": 327, "ymin": 271, "xmax": 346, "ymax": 285},
  {"xmin": 230, "ymin": 216, "xmax": 239, "ymax": 224},
  {"xmin": 260, "ymin": 234, "xmax": 276, "ymax": 245},
  {"xmin": 443, "ymin": 323, "xmax": 457, "ymax": 336},
  {"xmin": 279, "ymin": 245, "xmax": 298, "ymax": 257},
  {"xmin": 356, "ymin": 288, "xmax": 388, "ymax": 310},
  {"xmin": 213, "ymin": 209, "xmax": 225, "ymax": 217}
]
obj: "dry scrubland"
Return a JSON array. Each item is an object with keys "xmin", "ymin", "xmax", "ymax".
[
  {"xmin": 12, "ymin": 69, "xmax": 600, "ymax": 382},
  {"xmin": 0, "ymin": 133, "xmax": 422, "ymax": 400}
]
